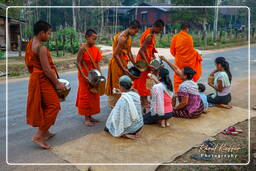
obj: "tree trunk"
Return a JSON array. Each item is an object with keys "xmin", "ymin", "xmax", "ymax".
[
  {"xmin": 18, "ymin": 35, "xmax": 21, "ymax": 58},
  {"xmin": 72, "ymin": 0, "xmax": 77, "ymax": 31},
  {"xmin": 203, "ymin": 18, "xmax": 207, "ymax": 49},
  {"xmin": 100, "ymin": 0, "xmax": 104, "ymax": 37},
  {"xmin": 71, "ymin": 37, "xmax": 73, "ymax": 54},
  {"xmin": 213, "ymin": 0, "xmax": 220, "ymax": 41},
  {"xmin": 55, "ymin": 39, "xmax": 59, "ymax": 56},
  {"xmin": 63, "ymin": 36, "xmax": 65, "ymax": 56},
  {"xmin": 115, "ymin": 3, "xmax": 118, "ymax": 33}
]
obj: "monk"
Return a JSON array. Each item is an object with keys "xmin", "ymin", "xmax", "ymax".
[
  {"xmin": 25, "ymin": 21, "xmax": 66, "ymax": 149},
  {"xmin": 170, "ymin": 23, "xmax": 202, "ymax": 93},
  {"xmin": 133, "ymin": 19, "xmax": 165, "ymax": 109},
  {"xmin": 76, "ymin": 29, "xmax": 103, "ymax": 126},
  {"xmin": 105, "ymin": 20, "xmax": 141, "ymax": 107}
]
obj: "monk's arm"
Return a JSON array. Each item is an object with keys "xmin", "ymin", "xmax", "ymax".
[
  {"xmin": 139, "ymin": 36, "xmax": 154, "ymax": 69},
  {"xmin": 139, "ymin": 36, "xmax": 151, "ymax": 64},
  {"xmin": 170, "ymin": 36, "xmax": 176, "ymax": 57},
  {"xmin": 75, "ymin": 48, "xmax": 90, "ymax": 83},
  {"xmin": 113, "ymin": 37, "xmax": 129, "ymax": 74},
  {"xmin": 159, "ymin": 56, "xmax": 183, "ymax": 78},
  {"xmin": 128, "ymin": 50, "xmax": 136, "ymax": 66},
  {"xmin": 39, "ymin": 46, "xmax": 64, "ymax": 90},
  {"xmin": 174, "ymin": 96, "xmax": 188, "ymax": 110}
]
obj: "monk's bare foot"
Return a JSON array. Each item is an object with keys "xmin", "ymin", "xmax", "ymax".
[
  {"xmin": 85, "ymin": 120, "xmax": 95, "ymax": 127},
  {"xmin": 32, "ymin": 137, "xmax": 51, "ymax": 149},
  {"xmin": 44, "ymin": 131, "xmax": 56, "ymax": 140},
  {"xmin": 218, "ymin": 104, "xmax": 232, "ymax": 109},
  {"xmin": 89, "ymin": 117, "xmax": 100, "ymax": 123},
  {"xmin": 123, "ymin": 134, "xmax": 138, "ymax": 140},
  {"xmin": 252, "ymin": 105, "xmax": 256, "ymax": 110}
]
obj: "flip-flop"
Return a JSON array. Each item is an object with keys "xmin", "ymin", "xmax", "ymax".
[
  {"xmin": 227, "ymin": 126, "xmax": 243, "ymax": 133},
  {"xmin": 221, "ymin": 129, "xmax": 239, "ymax": 135},
  {"xmin": 203, "ymin": 140, "xmax": 215, "ymax": 148}
]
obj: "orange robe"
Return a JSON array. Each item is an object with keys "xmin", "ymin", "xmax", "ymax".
[
  {"xmin": 25, "ymin": 40, "xmax": 60, "ymax": 131},
  {"xmin": 133, "ymin": 28, "xmax": 157, "ymax": 96},
  {"xmin": 170, "ymin": 31, "xmax": 202, "ymax": 93},
  {"xmin": 76, "ymin": 45, "xmax": 103, "ymax": 116},
  {"xmin": 105, "ymin": 32, "xmax": 132, "ymax": 106}
]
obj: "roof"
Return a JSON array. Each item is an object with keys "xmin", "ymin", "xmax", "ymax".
[
  {"xmin": 0, "ymin": 15, "xmax": 25, "ymax": 23},
  {"xmin": 106, "ymin": 8, "xmax": 130, "ymax": 15},
  {"xmin": 0, "ymin": 3, "xmax": 7, "ymax": 9},
  {"xmin": 138, "ymin": 2, "xmax": 174, "ymax": 12}
]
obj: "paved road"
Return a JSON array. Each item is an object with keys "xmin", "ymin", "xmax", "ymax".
[{"xmin": 0, "ymin": 46, "xmax": 256, "ymax": 169}]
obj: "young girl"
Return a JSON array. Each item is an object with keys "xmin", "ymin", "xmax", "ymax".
[
  {"xmin": 143, "ymin": 68, "xmax": 173, "ymax": 128},
  {"xmin": 207, "ymin": 57, "xmax": 232, "ymax": 109}
]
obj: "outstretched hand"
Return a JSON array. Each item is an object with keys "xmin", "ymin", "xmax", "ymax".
[{"xmin": 159, "ymin": 55, "xmax": 167, "ymax": 62}]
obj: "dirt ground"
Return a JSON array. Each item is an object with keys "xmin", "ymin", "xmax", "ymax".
[{"xmin": 157, "ymin": 78, "xmax": 256, "ymax": 171}]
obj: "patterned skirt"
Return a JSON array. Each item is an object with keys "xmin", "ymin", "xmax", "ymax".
[{"xmin": 173, "ymin": 100, "xmax": 204, "ymax": 119}]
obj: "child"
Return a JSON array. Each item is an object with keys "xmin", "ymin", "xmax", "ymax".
[
  {"xmin": 143, "ymin": 68, "xmax": 173, "ymax": 128},
  {"xmin": 76, "ymin": 29, "xmax": 103, "ymax": 126},
  {"xmin": 198, "ymin": 83, "xmax": 208, "ymax": 113},
  {"xmin": 207, "ymin": 57, "xmax": 232, "ymax": 109}
]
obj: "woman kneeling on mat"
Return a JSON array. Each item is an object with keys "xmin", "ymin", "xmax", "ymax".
[
  {"xmin": 143, "ymin": 68, "xmax": 174, "ymax": 128},
  {"xmin": 105, "ymin": 75, "xmax": 143, "ymax": 140},
  {"xmin": 207, "ymin": 57, "xmax": 232, "ymax": 109},
  {"xmin": 159, "ymin": 56, "xmax": 204, "ymax": 119}
]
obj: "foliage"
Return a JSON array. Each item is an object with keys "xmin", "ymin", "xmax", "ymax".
[{"xmin": 45, "ymin": 27, "xmax": 80, "ymax": 55}]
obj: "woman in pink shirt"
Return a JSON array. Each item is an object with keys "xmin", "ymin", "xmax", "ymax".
[{"xmin": 143, "ymin": 68, "xmax": 173, "ymax": 128}]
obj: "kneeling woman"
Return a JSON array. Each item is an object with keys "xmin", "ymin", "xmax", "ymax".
[
  {"xmin": 143, "ymin": 68, "xmax": 173, "ymax": 128},
  {"xmin": 105, "ymin": 75, "xmax": 143, "ymax": 140},
  {"xmin": 159, "ymin": 56, "xmax": 204, "ymax": 119},
  {"xmin": 207, "ymin": 57, "xmax": 232, "ymax": 109}
]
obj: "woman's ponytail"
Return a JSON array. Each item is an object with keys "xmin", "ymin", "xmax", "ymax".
[{"xmin": 215, "ymin": 57, "xmax": 232, "ymax": 83}]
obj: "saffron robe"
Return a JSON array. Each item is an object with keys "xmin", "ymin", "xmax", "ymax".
[
  {"xmin": 170, "ymin": 31, "xmax": 202, "ymax": 93},
  {"xmin": 76, "ymin": 45, "xmax": 103, "ymax": 116},
  {"xmin": 25, "ymin": 40, "xmax": 60, "ymax": 131},
  {"xmin": 133, "ymin": 28, "xmax": 157, "ymax": 96},
  {"xmin": 105, "ymin": 32, "xmax": 132, "ymax": 107}
]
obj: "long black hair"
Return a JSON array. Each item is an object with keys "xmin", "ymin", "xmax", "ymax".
[
  {"xmin": 183, "ymin": 67, "xmax": 196, "ymax": 80},
  {"xmin": 215, "ymin": 57, "xmax": 232, "ymax": 83},
  {"xmin": 159, "ymin": 68, "xmax": 173, "ymax": 92}
]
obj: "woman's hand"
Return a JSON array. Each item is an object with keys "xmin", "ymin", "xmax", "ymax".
[
  {"xmin": 159, "ymin": 55, "xmax": 167, "ymax": 62},
  {"xmin": 210, "ymin": 69, "xmax": 218, "ymax": 76}
]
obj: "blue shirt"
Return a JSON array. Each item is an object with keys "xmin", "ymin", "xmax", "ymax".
[{"xmin": 199, "ymin": 92, "xmax": 208, "ymax": 109}]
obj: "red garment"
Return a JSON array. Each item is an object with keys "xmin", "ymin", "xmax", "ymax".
[
  {"xmin": 25, "ymin": 40, "xmax": 60, "ymax": 131},
  {"xmin": 133, "ymin": 28, "xmax": 157, "ymax": 96},
  {"xmin": 76, "ymin": 45, "xmax": 103, "ymax": 116}
]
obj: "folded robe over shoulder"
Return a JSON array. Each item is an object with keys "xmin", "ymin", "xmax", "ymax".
[
  {"xmin": 170, "ymin": 31, "xmax": 202, "ymax": 93},
  {"xmin": 25, "ymin": 40, "xmax": 60, "ymax": 131}
]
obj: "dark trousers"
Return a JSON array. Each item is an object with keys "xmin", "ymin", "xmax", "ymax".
[{"xmin": 143, "ymin": 112, "xmax": 173, "ymax": 124}]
